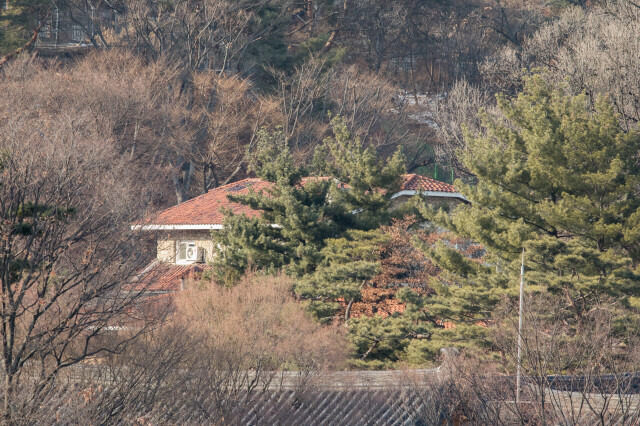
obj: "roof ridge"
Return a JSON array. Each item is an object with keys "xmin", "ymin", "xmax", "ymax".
[
  {"xmin": 147, "ymin": 177, "xmax": 261, "ymax": 217},
  {"xmin": 402, "ymin": 173, "xmax": 419, "ymax": 185},
  {"xmin": 136, "ymin": 173, "xmax": 462, "ymax": 228}
]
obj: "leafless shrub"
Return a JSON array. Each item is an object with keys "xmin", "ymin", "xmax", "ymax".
[
  {"xmin": 491, "ymin": 294, "xmax": 640, "ymax": 425},
  {"xmin": 173, "ymin": 272, "xmax": 346, "ymax": 373},
  {"xmin": 0, "ymin": 58, "xmax": 151, "ymax": 420},
  {"xmin": 402, "ymin": 355, "xmax": 520, "ymax": 425},
  {"xmin": 33, "ymin": 273, "xmax": 347, "ymax": 423}
]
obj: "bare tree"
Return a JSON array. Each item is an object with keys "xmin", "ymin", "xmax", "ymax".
[
  {"xmin": 58, "ymin": 273, "xmax": 346, "ymax": 424},
  {"xmin": 0, "ymin": 58, "xmax": 150, "ymax": 420},
  {"xmin": 0, "ymin": 51, "xmax": 277, "ymax": 205},
  {"xmin": 122, "ymin": 0, "xmax": 287, "ymax": 73},
  {"xmin": 266, "ymin": 58, "xmax": 414, "ymax": 164},
  {"xmin": 482, "ymin": 1, "xmax": 640, "ymax": 131},
  {"xmin": 429, "ymin": 80, "xmax": 497, "ymax": 176}
]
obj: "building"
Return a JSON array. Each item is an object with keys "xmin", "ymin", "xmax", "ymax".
[
  {"xmin": 36, "ymin": 5, "xmax": 123, "ymax": 51},
  {"xmin": 130, "ymin": 174, "xmax": 466, "ymax": 293}
]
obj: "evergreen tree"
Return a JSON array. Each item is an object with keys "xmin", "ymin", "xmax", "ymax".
[
  {"xmin": 296, "ymin": 229, "xmax": 387, "ymax": 321},
  {"xmin": 347, "ymin": 313, "xmax": 414, "ymax": 370},
  {"xmin": 212, "ymin": 128, "xmax": 335, "ymax": 282},
  {"xmin": 321, "ymin": 116, "xmax": 405, "ymax": 231},
  {"xmin": 426, "ymin": 75, "xmax": 640, "ymax": 331},
  {"xmin": 0, "ymin": 0, "xmax": 50, "ymax": 55},
  {"xmin": 212, "ymin": 116, "xmax": 405, "ymax": 303},
  {"xmin": 347, "ymin": 222, "xmax": 488, "ymax": 368},
  {"xmin": 348, "ymin": 285, "xmax": 490, "ymax": 369}
]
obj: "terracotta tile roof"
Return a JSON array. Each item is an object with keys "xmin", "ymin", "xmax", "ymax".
[
  {"xmin": 341, "ymin": 285, "xmax": 438, "ymax": 319},
  {"xmin": 401, "ymin": 173, "xmax": 457, "ymax": 193},
  {"xmin": 140, "ymin": 174, "xmax": 459, "ymax": 227},
  {"xmin": 125, "ymin": 293, "xmax": 176, "ymax": 324},
  {"xmin": 140, "ymin": 178, "xmax": 270, "ymax": 226},
  {"xmin": 130, "ymin": 261, "xmax": 214, "ymax": 292}
]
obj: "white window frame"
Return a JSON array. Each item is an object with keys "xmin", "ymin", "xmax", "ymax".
[
  {"xmin": 176, "ymin": 241, "xmax": 197, "ymax": 264},
  {"xmin": 71, "ymin": 24, "xmax": 84, "ymax": 42}
]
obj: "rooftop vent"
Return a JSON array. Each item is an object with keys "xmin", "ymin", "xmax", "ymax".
[{"xmin": 226, "ymin": 182, "xmax": 252, "ymax": 193}]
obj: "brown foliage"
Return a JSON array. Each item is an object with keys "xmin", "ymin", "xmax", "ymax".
[
  {"xmin": 52, "ymin": 273, "xmax": 348, "ymax": 423},
  {"xmin": 0, "ymin": 51, "xmax": 273, "ymax": 206},
  {"xmin": 377, "ymin": 217, "xmax": 439, "ymax": 289},
  {"xmin": 0, "ymin": 54, "xmax": 152, "ymax": 420},
  {"xmin": 172, "ymin": 272, "xmax": 347, "ymax": 372},
  {"xmin": 345, "ymin": 218, "xmax": 437, "ymax": 319}
]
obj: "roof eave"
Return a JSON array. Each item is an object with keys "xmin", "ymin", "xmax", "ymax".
[
  {"xmin": 390, "ymin": 190, "xmax": 468, "ymax": 202},
  {"xmin": 131, "ymin": 224, "xmax": 225, "ymax": 231},
  {"xmin": 132, "ymin": 189, "xmax": 467, "ymax": 231}
]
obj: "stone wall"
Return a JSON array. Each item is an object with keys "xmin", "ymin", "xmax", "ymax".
[
  {"xmin": 156, "ymin": 230, "xmax": 219, "ymax": 263},
  {"xmin": 157, "ymin": 239, "xmax": 176, "ymax": 263}
]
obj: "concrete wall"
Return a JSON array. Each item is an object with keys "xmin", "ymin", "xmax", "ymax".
[
  {"xmin": 390, "ymin": 195, "xmax": 465, "ymax": 211},
  {"xmin": 156, "ymin": 230, "xmax": 218, "ymax": 263},
  {"xmin": 157, "ymin": 239, "xmax": 176, "ymax": 263}
]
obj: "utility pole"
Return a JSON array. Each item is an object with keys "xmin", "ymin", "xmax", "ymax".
[{"xmin": 516, "ymin": 247, "xmax": 525, "ymax": 404}]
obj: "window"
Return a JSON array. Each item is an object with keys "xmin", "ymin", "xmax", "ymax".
[
  {"xmin": 71, "ymin": 24, "xmax": 84, "ymax": 42},
  {"xmin": 176, "ymin": 241, "xmax": 197, "ymax": 264},
  {"xmin": 40, "ymin": 23, "xmax": 51, "ymax": 39}
]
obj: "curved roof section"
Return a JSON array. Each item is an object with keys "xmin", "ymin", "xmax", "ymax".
[
  {"xmin": 133, "ymin": 174, "xmax": 462, "ymax": 229},
  {"xmin": 401, "ymin": 173, "xmax": 457, "ymax": 192}
]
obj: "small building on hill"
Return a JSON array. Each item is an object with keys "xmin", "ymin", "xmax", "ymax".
[
  {"xmin": 130, "ymin": 174, "xmax": 466, "ymax": 293},
  {"xmin": 36, "ymin": 5, "xmax": 123, "ymax": 51}
]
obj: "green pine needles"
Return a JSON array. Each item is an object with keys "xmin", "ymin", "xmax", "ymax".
[
  {"xmin": 212, "ymin": 79, "xmax": 640, "ymax": 367},
  {"xmin": 212, "ymin": 115, "xmax": 405, "ymax": 319},
  {"xmin": 428, "ymin": 75, "xmax": 640, "ymax": 332}
]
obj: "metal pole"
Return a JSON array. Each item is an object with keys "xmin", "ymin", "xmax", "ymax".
[
  {"xmin": 516, "ymin": 247, "xmax": 525, "ymax": 404},
  {"xmin": 55, "ymin": 8, "xmax": 59, "ymax": 48}
]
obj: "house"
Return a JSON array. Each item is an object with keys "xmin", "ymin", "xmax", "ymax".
[
  {"xmin": 36, "ymin": 5, "xmax": 123, "ymax": 51},
  {"xmin": 130, "ymin": 174, "xmax": 466, "ymax": 293}
]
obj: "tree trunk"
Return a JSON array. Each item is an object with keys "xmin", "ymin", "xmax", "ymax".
[
  {"xmin": 320, "ymin": 0, "xmax": 348, "ymax": 54},
  {"xmin": 306, "ymin": 0, "xmax": 314, "ymax": 34},
  {"xmin": 345, "ymin": 298, "xmax": 354, "ymax": 323},
  {"xmin": 0, "ymin": 23, "xmax": 43, "ymax": 71},
  {"xmin": 345, "ymin": 280, "xmax": 367, "ymax": 323},
  {"xmin": 203, "ymin": 162, "xmax": 219, "ymax": 194},
  {"xmin": 172, "ymin": 159, "xmax": 194, "ymax": 204},
  {"xmin": 3, "ymin": 373, "xmax": 9, "ymax": 420},
  {"xmin": 361, "ymin": 340, "xmax": 379, "ymax": 360}
]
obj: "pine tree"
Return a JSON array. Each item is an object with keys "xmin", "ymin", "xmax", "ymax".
[
  {"xmin": 212, "ymin": 116, "xmax": 405, "ymax": 306},
  {"xmin": 212, "ymin": 128, "xmax": 334, "ymax": 282},
  {"xmin": 427, "ymin": 75, "xmax": 640, "ymax": 330},
  {"xmin": 321, "ymin": 115, "xmax": 405, "ymax": 231},
  {"xmin": 295, "ymin": 229, "xmax": 387, "ymax": 321},
  {"xmin": 347, "ymin": 222, "xmax": 488, "ymax": 368}
]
